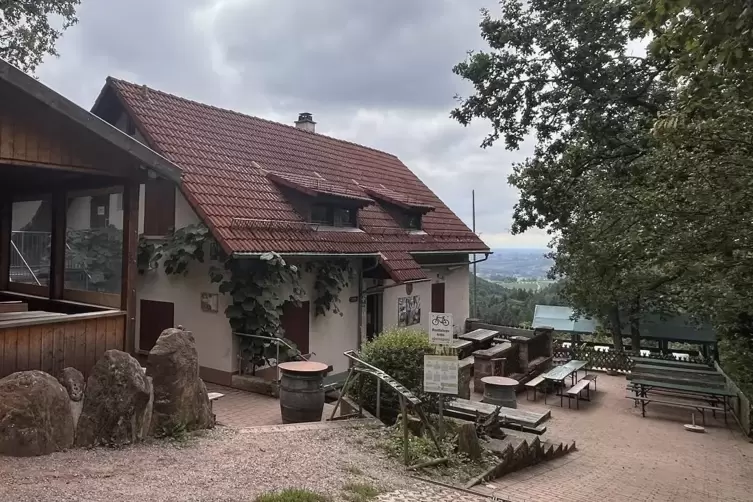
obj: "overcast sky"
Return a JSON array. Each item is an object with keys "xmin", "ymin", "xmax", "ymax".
[{"xmin": 37, "ymin": 0, "xmax": 549, "ymax": 249}]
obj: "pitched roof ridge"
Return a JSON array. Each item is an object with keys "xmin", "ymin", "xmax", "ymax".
[{"xmin": 106, "ymin": 76, "xmax": 401, "ymax": 160}]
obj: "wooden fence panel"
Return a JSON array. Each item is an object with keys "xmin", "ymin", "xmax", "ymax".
[{"xmin": 0, "ymin": 313, "xmax": 125, "ymax": 379}]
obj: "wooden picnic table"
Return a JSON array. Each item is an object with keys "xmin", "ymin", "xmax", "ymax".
[
  {"xmin": 628, "ymin": 371, "xmax": 726, "ymax": 389},
  {"xmin": 631, "ymin": 357, "xmax": 713, "ymax": 371},
  {"xmin": 460, "ymin": 329, "xmax": 498, "ymax": 347},
  {"xmin": 542, "ymin": 360, "xmax": 588, "ymax": 406},
  {"xmin": 630, "ymin": 378, "xmax": 737, "ymax": 423},
  {"xmin": 633, "ymin": 363, "xmax": 720, "ymax": 376}
]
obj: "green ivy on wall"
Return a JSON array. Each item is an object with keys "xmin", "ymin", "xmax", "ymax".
[
  {"xmin": 210, "ymin": 252, "xmax": 304, "ymax": 374},
  {"xmin": 306, "ymin": 259, "xmax": 352, "ymax": 317}
]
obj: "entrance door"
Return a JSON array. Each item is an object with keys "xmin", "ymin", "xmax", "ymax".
[
  {"xmin": 366, "ymin": 293, "xmax": 382, "ymax": 342},
  {"xmin": 431, "ymin": 282, "xmax": 445, "ymax": 313},
  {"xmin": 139, "ymin": 299, "xmax": 174, "ymax": 352},
  {"xmin": 280, "ymin": 301, "xmax": 310, "ymax": 355}
]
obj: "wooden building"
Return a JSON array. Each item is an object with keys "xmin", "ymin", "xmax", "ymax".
[{"xmin": 0, "ymin": 59, "xmax": 180, "ymax": 378}]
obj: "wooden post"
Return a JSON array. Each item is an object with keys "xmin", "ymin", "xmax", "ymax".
[
  {"xmin": 438, "ymin": 395, "xmax": 444, "ymax": 440},
  {"xmin": 121, "ymin": 182, "xmax": 139, "ymax": 354},
  {"xmin": 0, "ymin": 200, "xmax": 11, "ymax": 290},
  {"xmin": 49, "ymin": 191, "xmax": 67, "ymax": 300},
  {"xmin": 400, "ymin": 395, "xmax": 409, "ymax": 466},
  {"xmin": 376, "ymin": 378, "xmax": 381, "ymax": 420}
]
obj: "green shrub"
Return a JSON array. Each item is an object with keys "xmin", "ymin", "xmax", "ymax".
[
  {"xmin": 341, "ymin": 482, "xmax": 381, "ymax": 502},
  {"xmin": 349, "ymin": 327, "xmax": 433, "ymax": 418},
  {"xmin": 254, "ymin": 489, "xmax": 330, "ymax": 502},
  {"xmin": 719, "ymin": 337, "xmax": 753, "ymax": 400}
]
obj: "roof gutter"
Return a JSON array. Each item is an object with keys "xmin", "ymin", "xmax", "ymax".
[
  {"xmin": 409, "ymin": 249, "xmax": 493, "ymax": 255},
  {"xmin": 232, "ymin": 252, "xmax": 382, "ymax": 259},
  {"xmin": 0, "ymin": 58, "xmax": 182, "ymax": 183},
  {"xmin": 422, "ymin": 253, "xmax": 492, "ymax": 269}
]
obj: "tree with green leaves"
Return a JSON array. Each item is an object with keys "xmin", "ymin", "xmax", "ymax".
[
  {"xmin": 454, "ymin": 0, "xmax": 753, "ymax": 354},
  {"xmin": 1, "ymin": 0, "xmax": 81, "ymax": 72}
]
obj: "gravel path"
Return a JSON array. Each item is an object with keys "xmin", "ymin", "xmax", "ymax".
[{"xmin": 0, "ymin": 422, "xmax": 487, "ymax": 502}]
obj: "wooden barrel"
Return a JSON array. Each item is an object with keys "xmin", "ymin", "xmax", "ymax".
[{"xmin": 278, "ymin": 361, "xmax": 329, "ymax": 424}]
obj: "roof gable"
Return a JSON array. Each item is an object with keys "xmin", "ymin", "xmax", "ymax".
[{"xmin": 93, "ymin": 78, "xmax": 489, "ymax": 279}]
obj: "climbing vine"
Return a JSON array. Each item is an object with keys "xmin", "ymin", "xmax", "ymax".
[
  {"xmin": 306, "ymin": 259, "xmax": 351, "ymax": 317},
  {"xmin": 137, "ymin": 237, "xmax": 157, "ymax": 274},
  {"xmin": 210, "ymin": 252, "xmax": 304, "ymax": 374},
  {"xmin": 150, "ymin": 224, "xmax": 215, "ymax": 276}
]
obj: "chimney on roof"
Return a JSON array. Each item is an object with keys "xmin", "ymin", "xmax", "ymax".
[{"xmin": 295, "ymin": 112, "xmax": 316, "ymax": 133}]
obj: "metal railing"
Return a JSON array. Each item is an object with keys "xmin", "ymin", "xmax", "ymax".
[{"xmin": 233, "ymin": 332, "xmax": 311, "ymax": 381}]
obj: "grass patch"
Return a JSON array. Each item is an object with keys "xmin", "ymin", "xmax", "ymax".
[
  {"xmin": 254, "ymin": 489, "xmax": 331, "ymax": 502},
  {"xmin": 341, "ymin": 482, "xmax": 381, "ymax": 502}
]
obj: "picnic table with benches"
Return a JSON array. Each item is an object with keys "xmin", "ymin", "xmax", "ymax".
[
  {"xmin": 525, "ymin": 360, "xmax": 594, "ymax": 407},
  {"xmin": 627, "ymin": 378, "xmax": 736, "ymax": 423}
]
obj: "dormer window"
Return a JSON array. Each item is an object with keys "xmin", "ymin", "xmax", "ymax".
[
  {"xmin": 311, "ymin": 203, "xmax": 357, "ymax": 227},
  {"xmin": 406, "ymin": 213, "xmax": 422, "ymax": 230}
]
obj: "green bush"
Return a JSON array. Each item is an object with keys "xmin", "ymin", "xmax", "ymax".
[
  {"xmin": 349, "ymin": 327, "xmax": 433, "ymax": 418},
  {"xmin": 719, "ymin": 337, "xmax": 753, "ymax": 400},
  {"xmin": 254, "ymin": 489, "xmax": 330, "ymax": 502}
]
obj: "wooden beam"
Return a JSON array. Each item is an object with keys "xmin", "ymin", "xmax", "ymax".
[
  {"xmin": 121, "ymin": 181, "xmax": 138, "ymax": 354},
  {"xmin": 49, "ymin": 191, "xmax": 67, "ymax": 300},
  {"xmin": 0, "ymin": 199, "xmax": 10, "ymax": 290}
]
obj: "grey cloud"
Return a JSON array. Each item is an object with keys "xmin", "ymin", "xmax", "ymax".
[
  {"xmin": 212, "ymin": 0, "xmax": 495, "ymax": 110},
  {"xmin": 35, "ymin": 0, "xmax": 544, "ymax": 248}
]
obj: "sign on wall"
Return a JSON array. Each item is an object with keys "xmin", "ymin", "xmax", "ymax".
[
  {"xmin": 429, "ymin": 312, "xmax": 454, "ymax": 345},
  {"xmin": 398, "ymin": 295, "xmax": 421, "ymax": 327},
  {"xmin": 423, "ymin": 355, "xmax": 459, "ymax": 394}
]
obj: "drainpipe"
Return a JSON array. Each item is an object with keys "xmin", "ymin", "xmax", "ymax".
[{"xmin": 357, "ymin": 258, "xmax": 381, "ymax": 349}]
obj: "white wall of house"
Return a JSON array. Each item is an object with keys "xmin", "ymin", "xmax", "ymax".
[
  {"xmin": 10, "ymin": 201, "xmax": 41, "ymax": 230},
  {"xmin": 424, "ymin": 265, "xmax": 470, "ymax": 336},
  {"xmin": 380, "ymin": 264, "xmax": 469, "ymax": 336},
  {"xmin": 300, "ymin": 261, "xmax": 361, "ymax": 374}
]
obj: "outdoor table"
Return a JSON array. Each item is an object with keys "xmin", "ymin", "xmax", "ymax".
[
  {"xmin": 481, "ymin": 376, "xmax": 519, "ymax": 409},
  {"xmin": 542, "ymin": 365, "xmax": 576, "ymax": 406},
  {"xmin": 450, "ymin": 338, "xmax": 474, "ymax": 359},
  {"xmin": 631, "ymin": 357, "xmax": 713, "ymax": 371},
  {"xmin": 460, "ymin": 329, "xmax": 498, "ymax": 349},
  {"xmin": 562, "ymin": 360, "xmax": 589, "ymax": 384},
  {"xmin": 630, "ymin": 378, "xmax": 737, "ymax": 424}
]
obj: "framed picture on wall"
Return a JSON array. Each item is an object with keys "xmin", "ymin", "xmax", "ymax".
[
  {"xmin": 200, "ymin": 292, "xmax": 218, "ymax": 313},
  {"xmin": 398, "ymin": 295, "xmax": 421, "ymax": 327}
]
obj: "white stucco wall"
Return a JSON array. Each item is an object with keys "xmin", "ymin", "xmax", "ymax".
[
  {"xmin": 424, "ymin": 265, "xmax": 470, "ymax": 336},
  {"xmin": 135, "ymin": 191, "xmax": 237, "ymax": 373},
  {"xmin": 302, "ymin": 261, "xmax": 361, "ymax": 373},
  {"xmin": 382, "ymin": 279, "xmax": 432, "ymax": 333},
  {"xmin": 11, "ymin": 201, "xmax": 42, "ymax": 230},
  {"xmin": 380, "ymin": 264, "xmax": 470, "ymax": 336}
]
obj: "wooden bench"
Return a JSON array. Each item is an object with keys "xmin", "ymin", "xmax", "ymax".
[
  {"xmin": 565, "ymin": 379, "xmax": 591, "ymax": 409},
  {"xmin": 626, "ymin": 395, "xmax": 724, "ymax": 424},
  {"xmin": 208, "ymin": 392, "xmax": 225, "ymax": 413},
  {"xmin": 582, "ymin": 374, "xmax": 597, "ymax": 391},
  {"xmin": 524, "ymin": 375, "xmax": 547, "ymax": 401}
]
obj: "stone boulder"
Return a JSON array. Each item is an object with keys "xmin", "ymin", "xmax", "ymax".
[
  {"xmin": 58, "ymin": 367, "xmax": 85, "ymax": 428},
  {"xmin": 147, "ymin": 328, "xmax": 214, "ymax": 434},
  {"xmin": 0, "ymin": 371, "xmax": 74, "ymax": 456},
  {"xmin": 75, "ymin": 350, "xmax": 153, "ymax": 447}
]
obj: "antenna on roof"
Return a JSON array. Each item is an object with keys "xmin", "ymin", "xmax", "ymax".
[{"xmin": 141, "ymin": 84, "xmax": 149, "ymax": 101}]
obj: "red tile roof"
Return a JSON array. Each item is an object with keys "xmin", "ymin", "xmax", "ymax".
[{"xmin": 97, "ymin": 78, "xmax": 489, "ymax": 281}]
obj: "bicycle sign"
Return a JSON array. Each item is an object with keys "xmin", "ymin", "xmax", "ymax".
[{"xmin": 429, "ymin": 312, "xmax": 453, "ymax": 345}]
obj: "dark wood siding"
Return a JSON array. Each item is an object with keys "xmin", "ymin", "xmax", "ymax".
[
  {"xmin": 281, "ymin": 301, "xmax": 310, "ymax": 354},
  {"xmin": 431, "ymin": 283, "xmax": 445, "ymax": 313},
  {"xmin": 138, "ymin": 299, "xmax": 174, "ymax": 351},
  {"xmin": 143, "ymin": 179, "xmax": 175, "ymax": 235},
  {"xmin": 0, "ymin": 312, "xmax": 125, "ymax": 378}
]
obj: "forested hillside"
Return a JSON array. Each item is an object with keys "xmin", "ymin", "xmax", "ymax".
[{"xmin": 472, "ymin": 277, "xmax": 565, "ymax": 327}]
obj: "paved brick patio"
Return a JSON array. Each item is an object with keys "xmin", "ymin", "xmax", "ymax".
[
  {"xmin": 206, "ymin": 383, "xmax": 336, "ymax": 428},
  {"xmin": 207, "ymin": 374, "xmax": 753, "ymax": 502},
  {"xmin": 474, "ymin": 373, "xmax": 753, "ymax": 502}
]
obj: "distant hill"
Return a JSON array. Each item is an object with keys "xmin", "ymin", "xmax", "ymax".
[
  {"xmin": 475, "ymin": 248, "xmax": 552, "ymax": 280},
  {"xmin": 471, "ymin": 276, "xmax": 565, "ymax": 327}
]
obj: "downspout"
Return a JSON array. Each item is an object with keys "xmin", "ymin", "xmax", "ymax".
[{"xmin": 357, "ymin": 258, "xmax": 381, "ymax": 349}]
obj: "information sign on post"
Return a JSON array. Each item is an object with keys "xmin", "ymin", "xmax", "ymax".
[
  {"xmin": 423, "ymin": 355, "xmax": 459, "ymax": 395},
  {"xmin": 429, "ymin": 312, "xmax": 454, "ymax": 345}
]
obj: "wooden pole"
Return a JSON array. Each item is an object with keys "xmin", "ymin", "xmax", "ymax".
[
  {"xmin": 120, "ymin": 181, "xmax": 139, "ymax": 354},
  {"xmin": 0, "ymin": 200, "xmax": 11, "ymax": 290},
  {"xmin": 438, "ymin": 395, "xmax": 444, "ymax": 440},
  {"xmin": 376, "ymin": 379, "xmax": 381, "ymax": 420},
  {"xmin": 49, "ymin": 191, "xmax": 67, "ymax": 300},
  {"xmin": 329, "ymin": 367, "xmax": 355, "ymax": 420},
  {"xmin": 400, "ymin": 395, "xmax": 409, "ymax": 466}
]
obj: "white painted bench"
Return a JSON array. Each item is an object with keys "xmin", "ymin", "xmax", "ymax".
[
  {"xmin": 208, "ymin": 392, "xmax": 225, "ymax": 413},
  {"xmin": 582, "ymin": 374, "xmax": 597, "ymax": 391},
  {"xmin": 524, "ymin": 375, "xmax": 547, "ymax": 401}
]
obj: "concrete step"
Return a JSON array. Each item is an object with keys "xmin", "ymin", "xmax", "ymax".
[{"xmin": 237, "ymin": 418, "xmax": 382, "ymax": 434}]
